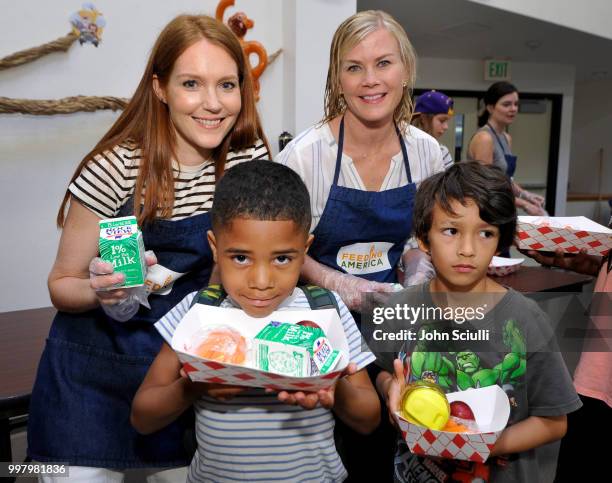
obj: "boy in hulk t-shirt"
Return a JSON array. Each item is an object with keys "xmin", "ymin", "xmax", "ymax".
[{"xmin": 374, "ymin": 162, "xmax": 581, "ymax": 482}]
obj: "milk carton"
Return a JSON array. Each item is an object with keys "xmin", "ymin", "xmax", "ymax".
[
  {"xmin": 99, "ymin": 216, "xmax": 146, "ymax": 288},
  {"xmin": 253, "ymin": 322, "xmax": 341, "ymax": 377}
]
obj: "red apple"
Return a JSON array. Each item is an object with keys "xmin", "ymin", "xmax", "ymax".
[
  {"xmin": 450, "ymin": 401, "xmax": 475, "ymax": 420},
  {"xmin": 297, "ymin": 320, "xmax": 321, "ymax": 329}
]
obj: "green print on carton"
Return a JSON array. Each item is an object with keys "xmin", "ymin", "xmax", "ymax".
[{"xmin": 99, "ymin": 216, "xmax": 146, "ymax": 288}]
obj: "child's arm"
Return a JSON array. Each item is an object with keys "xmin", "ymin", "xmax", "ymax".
[
  {"xmin": 130, "ymin": 342, "xmax": 245, "ymax": 434},
  {"xmin": 490, "ymin": 415, "xmax": 567, "ymax": 457},
  {"xmin": 333, "ymin": 368, "xmax": 381, "ymax": 434}
]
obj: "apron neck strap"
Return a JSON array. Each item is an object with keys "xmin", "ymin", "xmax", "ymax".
[
  {"xmin": 486, "ymin": 123, "xmax": 509, "ymax": 155},
  {"xmin": 333, "ymin": 116, "xmax": 412, "ymax": 186}
]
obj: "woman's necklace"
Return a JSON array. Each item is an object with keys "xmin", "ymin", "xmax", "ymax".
[{"xmin": 348, "ymin": 125, "xmax": 398, "ymax": 163}]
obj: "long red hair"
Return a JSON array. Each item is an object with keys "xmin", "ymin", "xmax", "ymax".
[{"xmin": 57, "ymin": 15, "xmax": 268, "ymax": 227}]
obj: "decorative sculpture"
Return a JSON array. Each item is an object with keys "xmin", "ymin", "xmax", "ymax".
[{"xmin": 216, "ymin": 0, "xmax": 268, "ymax": 101}]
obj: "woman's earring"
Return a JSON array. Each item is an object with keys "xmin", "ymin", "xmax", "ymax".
[{"xmin": 402, "ymin": 81, "xmax": 408, "ymax": 88}]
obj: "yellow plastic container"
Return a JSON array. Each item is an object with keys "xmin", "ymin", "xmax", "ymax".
[{"xmin": 400, "ymin": 381, "xmax": 450, "ymax": 430}]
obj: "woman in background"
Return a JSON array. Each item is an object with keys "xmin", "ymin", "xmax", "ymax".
[
  {"xmin": 468, "ymin": 81, "xmax": 546, "ymax": 215},
  {"xmin": 411, "ymin": 89, "xmax": 454, "ymax": 169}
]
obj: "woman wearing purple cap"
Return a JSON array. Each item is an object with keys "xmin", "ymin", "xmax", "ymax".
[
  {"xmin": 412, "ymin": 90, "xmax": 454, "ymax": 169},
  {"xmin": 468, "ymin": 81, "xmax": 546, "ymax": 216}
]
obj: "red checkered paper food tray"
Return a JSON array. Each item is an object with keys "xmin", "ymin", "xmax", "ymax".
[
  {"xmin": 171, "ymin": 304, "xmax": 350, "ymax": 391},
  {"xmin": 516, "ymin": 216, "xmax": 611, "ymax": 256},
  {"xmin": 487, "ymin": 256, "xmax": 524, "ymax": 277},
  {"xmin": 394, "ymin": 385, "xmax": 510, "ymax": 462}
]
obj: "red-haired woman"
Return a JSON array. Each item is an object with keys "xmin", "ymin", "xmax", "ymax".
[{"xmin": 28, "ymin": 15, "xmax": 269, "ymax": 481}]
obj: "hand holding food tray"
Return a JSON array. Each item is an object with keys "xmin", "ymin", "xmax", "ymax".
[
  {"xmin": 171, "ymin": 305, "xmax": 349, "ymax": 391},
  {"xmin": 394, "ymin": 385, "xmax": 510, "ymax": 462},
  {"xmin": 516, "ymin": 216, "xmax": 611, "ymax": 257}
]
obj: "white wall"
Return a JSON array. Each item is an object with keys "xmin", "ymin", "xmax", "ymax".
[
  {"xmin": 467, "ymin": 0, "xmax": 612, "ymax": 40},
  {"xmin": 567, "ymin": 78, "xmax": 612, "ymax": 225},
  {"xmin": 1, "ymin": 0, "xmax": 359, "ymax": 311},
  {"xmin": 281, "ymin": 0, "xmax": 357, "ymax": 136},
  {"xmin": 416, "ymin": 57, "xmax": 575, "ymax": 216}
]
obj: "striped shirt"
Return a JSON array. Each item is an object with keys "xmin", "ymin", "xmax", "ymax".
[
  {"xmin": 276, "ymin": 123, "xmax": 444, "ymax": 232},
  {"xmin": 68, "ymin": 140, "xmax": 269, "ymax": 219},
  {"xmin": 155, "ymin": 288, "xmax": 376, "ymax": 483},
  {"xmin": 440, "ymin": 144, "xmax": 454, "ymax": 169}
]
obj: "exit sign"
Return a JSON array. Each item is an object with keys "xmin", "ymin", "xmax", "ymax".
[{"xmin": 484, "ymin": 59, "xmax": 511, "ymax": 81}]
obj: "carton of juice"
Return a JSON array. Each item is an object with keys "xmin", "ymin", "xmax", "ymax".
[{"xmin": 99, "ymin": 216, "xmax": 146, "ymax": 288}]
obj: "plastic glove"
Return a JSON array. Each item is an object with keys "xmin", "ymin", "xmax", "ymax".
[
  {"xmin": 521, "ymin": 199, "xmax": 548, "ymax": 216},
  {"xmin": 89, "ymin": 250, "xmax": 157, "ymax": 322},
  {"xmin": 517, "ymin": 190, "xmax": 547, "ymax": 215},
  {"xmin": 401, "ymin": 248, "xmax": 435, "ymax": 287},
  {"xmin": 316, "ymin": 263, "xmax": 397, "ymax": 312},
  {"xmin": 524, "ymin": 191, "xmax": 545, "ymax": 207}
]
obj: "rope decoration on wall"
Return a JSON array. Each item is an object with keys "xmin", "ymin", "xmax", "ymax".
[
  {"xmin": 0, "ymin": 96, "xmax": 128, "ymax": 115},
  {"xmin": 0, "ymin": 3, "xmax": 281, "ymax": 116},
  {"xmin": 0, "ymin": 3, "xmax": 113, "ymax": 116},
  {"xmin": 0, "ymin": 33, "xmax": 78, "ymax": 71}
]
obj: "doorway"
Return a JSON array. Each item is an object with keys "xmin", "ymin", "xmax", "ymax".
[{"xmin": 413, "ymin": 89, "xmax": 563, "ymax": 214}]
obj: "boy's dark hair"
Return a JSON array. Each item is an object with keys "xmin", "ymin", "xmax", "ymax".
[
  {"xmin": 211, "ymin": 160, "xmax": 311, "ymax": 233},
  {"xmin": 413, "ymin": 162, "xmax": 517, "ymax": 252}
]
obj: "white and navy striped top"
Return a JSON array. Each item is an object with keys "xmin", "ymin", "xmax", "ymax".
[
  {"xmin": 68, "ymin": 140, "xmax": 269, "ymax": 219},
  {"xmin": 276, "ymin": 123, "xmax": 444, "ymax": 232},
  {"xmin": 155, "ymin": 288, "xmax": 376, "ymax": 483},
  {"xmin": 439, "ymin": 144, "xmax": 454, "ymax": 170}
]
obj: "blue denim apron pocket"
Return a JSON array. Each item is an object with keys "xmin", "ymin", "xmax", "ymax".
[{"xmin": 28, "ymin": 337, "xmax": 193, "ymax": 467}]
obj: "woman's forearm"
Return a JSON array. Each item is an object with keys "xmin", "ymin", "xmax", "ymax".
[
  {"xmin": 301, "ymin": 254, "xmax": 326, "ymax": 286},
  {"xmin": 48, "ymin": 273, "xmax": 100, "ymax": 312}
]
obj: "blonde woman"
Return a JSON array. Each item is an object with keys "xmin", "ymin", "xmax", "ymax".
[
  {"xmin": 277, "ymin": 10, "xmax": 443, "ymax": 481},
  {"xmin": 28, "ymin": 15, "xmax": 269, "ymax": 482},
  {"xmin": 277, "ymin": 10, "xmax": 442, "ymax": 314}
]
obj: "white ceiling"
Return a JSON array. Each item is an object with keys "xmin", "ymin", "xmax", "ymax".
[{"xmin": 357, "ymin": 0, "xmax": 612, "ymax": 81}]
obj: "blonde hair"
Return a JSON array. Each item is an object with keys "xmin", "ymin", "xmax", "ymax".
[
  {"xmin": 322, "ymin": 10, "xmax": 417, "ymax": 127},
  {"xmin": 58, "ymin": 15, "xmax": 269, "ymax": 227}
]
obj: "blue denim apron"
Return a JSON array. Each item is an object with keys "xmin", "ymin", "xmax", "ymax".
[
  {"xmin": 487, "ymin": 123, "xmax": 517, "ymax": 177},
  {"xmin": 310, "ymin": 118, "xmax": 416, "ymax": 481},
  {"xmin": 28, "ymin": 199, "xmax": 213, "ymax": 468},
  {"xmin": 309, "ymin": 117, "xmax": 416, "ymax": 285}
]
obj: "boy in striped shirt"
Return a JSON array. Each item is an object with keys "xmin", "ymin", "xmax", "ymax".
[{"xmin": 131, "ymin": 160, "xmax": 381, "ymax": 482}]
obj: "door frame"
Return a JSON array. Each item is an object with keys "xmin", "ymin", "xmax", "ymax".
[{"xmin": 413, "ymin": 88, "xmax": 563, "ymax": 215}]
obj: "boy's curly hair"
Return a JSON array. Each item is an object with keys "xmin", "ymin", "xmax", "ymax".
[{"xmin": 211, "ymin": 160, "xmax": 311, "ymax": 234}]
